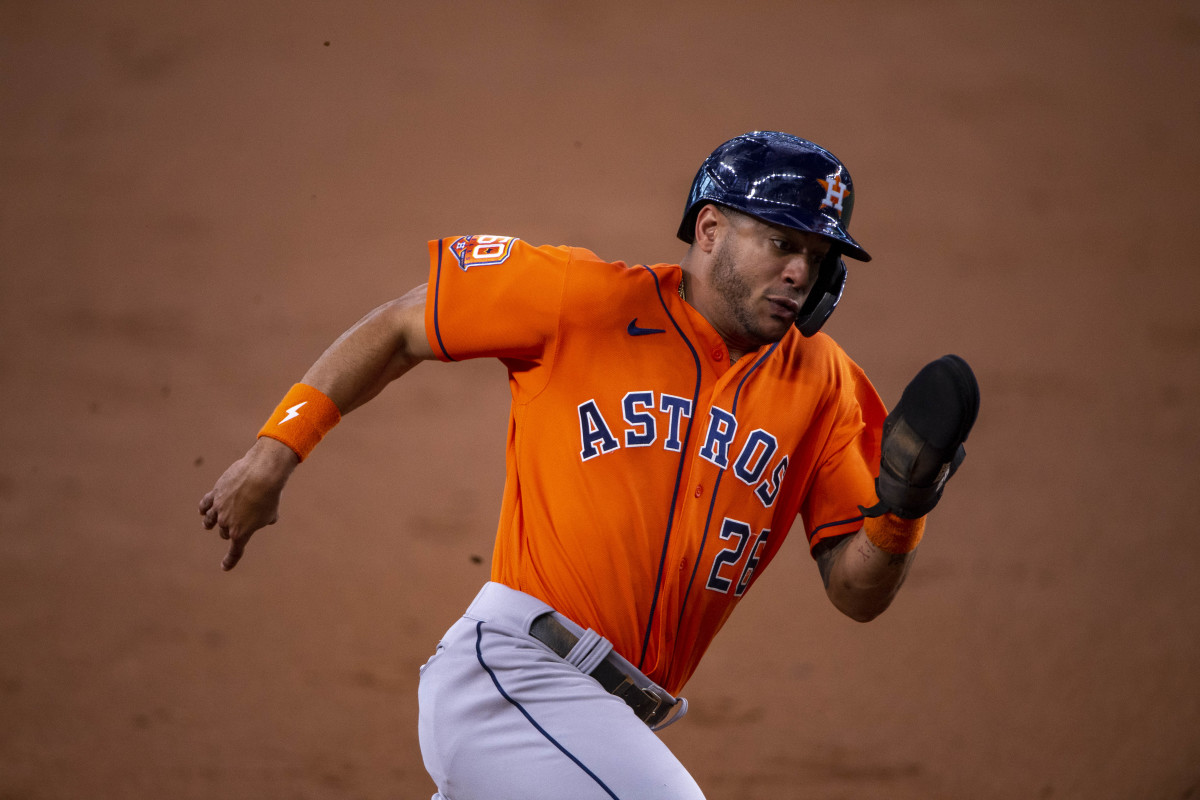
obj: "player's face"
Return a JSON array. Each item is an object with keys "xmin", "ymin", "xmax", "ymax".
[{"xmin": 708, "ymin": 213, "xmax": 830, "ymax": 351}]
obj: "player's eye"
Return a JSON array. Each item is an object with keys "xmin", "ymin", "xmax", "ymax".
[{"xmin": 771, "ymin": 238, "xmax": 792, "ymax": 252}]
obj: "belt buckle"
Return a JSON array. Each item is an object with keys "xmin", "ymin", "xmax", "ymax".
[
  {"xmin": 612, "ymin": 677, "xmax": 672, "ymax": 726},
  {"xmin": 529, "ymin": 613, "xmax": 685, "ymax": 730},
  {"xmin": 638, "ymin": 686, "xmax": 673, "ymax": 728},
  {"xmin": 629, "ymin": 683, "xmax": 688, "ymax": 731}
]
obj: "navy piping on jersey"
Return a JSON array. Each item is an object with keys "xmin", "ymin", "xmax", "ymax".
[
  {"xmin": 810, "ymin": 514, "xmax": 866, "ymax": 539},
  {"xmin": 431, "ymin": 239, "xmax": 456, "ymax": 362},
  {"xmin": 672, "ymin": 341, "xmax": 780, "ymax": 657},
  {"xmin": 474, "ymin": 622, "xmax": 621, "ymax": 800},
  {"xmin": 635, "ymin": 266, "xmax": 702, "ymax": 672}
]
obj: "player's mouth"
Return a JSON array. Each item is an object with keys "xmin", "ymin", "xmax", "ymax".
[{"xmin": 766, "ymin": 295, "xmax": 800, "ymax": 320}]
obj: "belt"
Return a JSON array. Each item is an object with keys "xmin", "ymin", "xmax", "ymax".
[{"xmin": 529, "ymin": 612, "xmax": 681, "ymax": 730}]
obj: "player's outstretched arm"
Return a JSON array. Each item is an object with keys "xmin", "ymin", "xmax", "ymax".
[
  {"xmin": 816, "ymin": 355, "xmax": 980, "ymax": 621},
  {"xmin": 815, "ymin": 524, "xmax": 918, "ymax": 622},
  {"xmin": 198, "ymin": 283, "xmax": 435, "ymax": 571}
]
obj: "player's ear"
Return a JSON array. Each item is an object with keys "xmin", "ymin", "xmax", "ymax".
[{"xmin": 693, "ymin": 204, "xmax": 723, "ymax": 253}]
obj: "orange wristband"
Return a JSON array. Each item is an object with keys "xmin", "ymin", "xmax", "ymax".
[
  {"xmin": 257, "ymin": 383, "xmax": 341, "ymax": 462},
  {"xmin": 863, "ymin": 513, "xmax": 926, "ymax": 554}
]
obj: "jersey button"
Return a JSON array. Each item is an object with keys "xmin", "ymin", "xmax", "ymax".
[
  {"xmin": 694, "ymin": 485, "xmax": 704, "ymax": 498},
  {"xmin": 711, "ymin": 348, "xmax": 724, "ymax": 361}
]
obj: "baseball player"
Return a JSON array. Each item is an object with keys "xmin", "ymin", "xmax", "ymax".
[{"xmin": 199, "ymin": 131, "xmax": 979, "ymax": 799}]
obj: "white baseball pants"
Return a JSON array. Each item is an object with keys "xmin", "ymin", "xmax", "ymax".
[{"xmin": 417, "ymin": 582, "xmax": 705, "ymax": 800}]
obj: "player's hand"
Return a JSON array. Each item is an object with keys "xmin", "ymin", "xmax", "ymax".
[
  {"xmin": 861, "ymin": 354, "xmax": 980, "ymax": 519},
  {"xmin": 198, "ymin": 437, "xmax": 299, "ymax": 571}
]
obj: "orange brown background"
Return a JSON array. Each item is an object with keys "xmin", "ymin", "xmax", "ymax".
[{"xmin": 2, "ymin": 2, "xmax": 1198, "ymax": 798}]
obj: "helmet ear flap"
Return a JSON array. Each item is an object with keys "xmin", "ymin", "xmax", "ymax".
[{"xmin": 795, "ymin": 254, "xmax": 846, "ymax": 337}]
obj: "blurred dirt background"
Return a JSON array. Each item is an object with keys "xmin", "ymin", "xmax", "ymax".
[{"xmin": 2, "ymin": 1, "xmax": 1198, "ymax": 798}]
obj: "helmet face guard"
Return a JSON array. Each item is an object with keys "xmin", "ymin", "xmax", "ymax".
[
  {"xmin": 795, "ymin": 254, "xmax": 846, "ymax": 338},
  {"xmin": 678, "ymin": 131, "xmax": 870, "ymax": 336}
]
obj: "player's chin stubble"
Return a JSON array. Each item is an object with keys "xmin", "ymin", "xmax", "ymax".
[{"xmin": 710, "ymin": 240, "xmax": 786, "ymax": 348}]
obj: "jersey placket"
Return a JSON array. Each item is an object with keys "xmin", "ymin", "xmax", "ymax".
[{"xmin": 653, "ymin": 345, "xmax": 774, "ymax": 685}]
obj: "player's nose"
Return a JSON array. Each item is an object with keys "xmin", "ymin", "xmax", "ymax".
[{"xmin": 781, "ymin": 252, "xmax": 818, "ymax": 293}]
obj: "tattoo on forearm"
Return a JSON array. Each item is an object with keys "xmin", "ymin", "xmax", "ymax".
[{"xmin": 817, "ymin": 535, "xmax": 916, "ymax": 587}]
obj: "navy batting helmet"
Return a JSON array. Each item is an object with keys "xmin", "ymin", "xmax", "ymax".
[{"xmin": 678, "ymin": 131, "xmax": 871, "ymax": 336}]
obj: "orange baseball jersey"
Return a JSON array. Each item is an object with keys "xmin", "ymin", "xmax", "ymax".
[{"xmin": 425, "ymin": 235, "xmax": 886, "ymax": 694}]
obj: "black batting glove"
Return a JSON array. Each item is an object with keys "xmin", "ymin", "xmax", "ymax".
[{"xmin": 860, "ymin": 354, "xmax": 981, "ymax": 519}]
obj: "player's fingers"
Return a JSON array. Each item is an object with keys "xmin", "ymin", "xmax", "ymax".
[
  {"xmin": 218, "ymin": 524, "xmax": 230, "ymax": 540},
  {"xmin": 199, "ymin": 492, "xmax": 213, "ymax": 515},
  {"xmin": 203, "ymin": 508, "xmax": 218, "ymax": 529},
  {"xmin": 221, "ymin": 534, "xmax": 249, "ymax": 571}
]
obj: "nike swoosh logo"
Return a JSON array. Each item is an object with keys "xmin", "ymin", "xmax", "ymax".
[{"xmin": 627, "ymin": 318, "xmax": 666, "ymax": 336}]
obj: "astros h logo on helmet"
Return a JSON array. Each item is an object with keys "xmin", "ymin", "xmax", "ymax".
[{"xmin": 818, "ymin": 173, "xmax": 849, "ymax": 215}]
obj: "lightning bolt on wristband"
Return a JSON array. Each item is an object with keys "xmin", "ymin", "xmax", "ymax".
[{"xmin": 257, "ymin": 383, "xmax": 342, "ymax": 461}]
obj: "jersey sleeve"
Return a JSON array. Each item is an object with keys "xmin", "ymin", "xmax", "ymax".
[
  {"xmin": 425, "ymin": 236, "xmax": 571, "ymax": 363},
  {"xmin": 801, "ymin": 350, "xmax": 887, "ymax": 550}
]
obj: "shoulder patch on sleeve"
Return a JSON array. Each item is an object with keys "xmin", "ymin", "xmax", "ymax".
[{"xmin": 450, "ymin": 235, "xmax": 519, "ymax": 270}]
